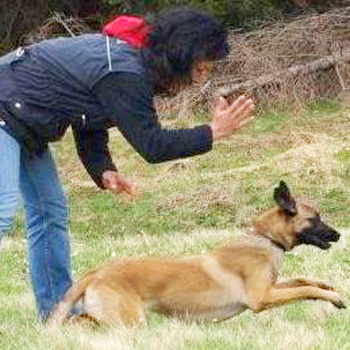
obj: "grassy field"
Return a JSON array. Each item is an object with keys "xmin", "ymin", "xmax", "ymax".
[{"xmin": 1, "ymin": 97, "xmax": 350, "ymax": 350}]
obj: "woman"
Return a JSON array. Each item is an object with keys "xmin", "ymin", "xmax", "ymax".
[{"xmin": 0, "ymin": 7, "xmax": 255, "ymax": 321}]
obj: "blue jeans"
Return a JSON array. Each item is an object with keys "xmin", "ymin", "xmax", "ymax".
[{"xmin": 0, "ymin": 127, "xmax": 72, "ymax": 321}]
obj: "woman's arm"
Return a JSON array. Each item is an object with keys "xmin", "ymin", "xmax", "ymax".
[
  {"xmin": 72, "ymin": 127, "xmax": 117, "ymax": 188},
  {"xmin": 93, "ymin": 72, "xmax": 213, "ymax": 164}
]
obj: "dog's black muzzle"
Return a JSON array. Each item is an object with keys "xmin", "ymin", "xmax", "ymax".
[{"xmin": 296, "ymin": 217, "xmax": 340, "ymax": 250}]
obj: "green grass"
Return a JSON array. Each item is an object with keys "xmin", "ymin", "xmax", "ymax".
[{"xmin": 2, "ymin": 97, "xmax": 350, "ymax": 349}]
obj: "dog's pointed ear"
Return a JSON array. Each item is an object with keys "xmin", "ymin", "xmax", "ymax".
[{"xmin": 273, "ymin": 181, "xmax": 297, "ymax": 216}]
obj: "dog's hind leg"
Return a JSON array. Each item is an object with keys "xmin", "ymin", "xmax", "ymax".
[
  {"xmin": 84, "ymin": 284, "xmax": 146, "ymax": 326},
  {"xmin": 274, "ymin": 279, "xmax": 335, "ymax": 291}
]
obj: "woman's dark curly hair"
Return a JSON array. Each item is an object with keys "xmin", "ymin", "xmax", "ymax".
[{"xmin": 142, "ymin": 7, "xmax": 229, "ymax": 95}]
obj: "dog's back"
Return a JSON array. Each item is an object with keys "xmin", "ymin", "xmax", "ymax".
[{"xmin": 50, "ymin": 253, "xmax": 252, "ymax": 324}]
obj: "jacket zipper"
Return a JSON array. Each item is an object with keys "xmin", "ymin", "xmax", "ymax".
[{"xmin": 81, "ymin": 114, "xmax": 87, "ymax": 127}]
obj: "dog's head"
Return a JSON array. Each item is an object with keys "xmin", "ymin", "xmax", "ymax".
[{"xmin": 252, "ymin": 181, "xmax": 340, "ymax": 251}]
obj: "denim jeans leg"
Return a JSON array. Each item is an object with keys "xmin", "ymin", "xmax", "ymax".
[
  {"xmin": 20, "ymin": 149, "xmax": 72, "ymax": 321},
  {"xmin": 0, "ymin": 128, "xmax": 21, "ymax": 246}
]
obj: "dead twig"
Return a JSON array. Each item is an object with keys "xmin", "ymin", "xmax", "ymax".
[{"xmin": 218, "ymin": 50, "xmax": 350, "ymax": 98}]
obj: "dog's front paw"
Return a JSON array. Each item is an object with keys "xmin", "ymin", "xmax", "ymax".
[{"xmin": 333, "ymin": 299, "xmax": 346, "ymax": 309}]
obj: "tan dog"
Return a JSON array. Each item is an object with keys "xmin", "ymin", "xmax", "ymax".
[{"xmin": 49, "ymin": 181, "xmax": 345, "ymax": 326}]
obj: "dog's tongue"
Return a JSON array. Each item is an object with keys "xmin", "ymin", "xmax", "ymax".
[{"xmin": 102, "ymin": 15, "xmax": 150, "ymax": 48}]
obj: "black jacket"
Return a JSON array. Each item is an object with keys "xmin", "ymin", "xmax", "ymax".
[{"xmin": 0, "ymin": 35, "xmax": 212, "ymax": 188}]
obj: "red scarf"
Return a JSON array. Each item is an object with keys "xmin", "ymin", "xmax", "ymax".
[{"xmin": 102, "ymin": 15, "xmax": 149, "ymax": 49}]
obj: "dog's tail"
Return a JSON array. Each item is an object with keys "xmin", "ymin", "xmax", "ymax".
[{"xmin": 48, "ymin": 270, "xmax": 96, "ymax": 326}]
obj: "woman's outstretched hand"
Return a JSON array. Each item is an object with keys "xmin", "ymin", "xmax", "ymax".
[
  {"xmin": 210, "ymin": 95, "xmax": 255, "ymax": 140},
  {"xmin": 101, "ymin": 170, "xmax": 139, "ymax": 198}
]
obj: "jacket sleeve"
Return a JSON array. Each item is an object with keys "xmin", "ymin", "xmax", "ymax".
[
  {"xmin": 92, "ymin": 72, "xmax": 213, "ymax": 164},
  {"xmin": 72, "ymin": 127, "xmax": 117, "ymax": 188}
]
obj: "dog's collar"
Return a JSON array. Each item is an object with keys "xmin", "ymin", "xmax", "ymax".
[
  {"xmin": 246, "ymin": 227, "xmax": 287, "ymax": 252},
  {"xmin": 268, "ymin": 238, "xmax": 287, "ymax": 252}
]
